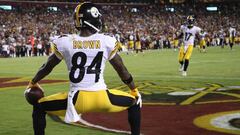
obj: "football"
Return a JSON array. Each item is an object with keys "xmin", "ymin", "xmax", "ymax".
[{"xmin": 24, "ymin": 86, "xmax": 44, "ymax": 105}]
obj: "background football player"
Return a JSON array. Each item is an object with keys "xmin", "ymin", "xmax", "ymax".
[
  {"xmin": 177, "ymin": 15, "xmax": 201, "ymax": 76},
  {"xmin": 127, "ymin": 32, "xmax": 135, "ymax": 54},
  {"xmin": 228, "ymin": 25, "xmax": 237, "ymax": 50},
  {"xmin": 218, "ymin": 27, "xmax": 225, "ymax": 48},
  {"xmin": 135, "ymin": 31, "xmax": 142, "ymax": 54},
  {"xmin": 173, "ymin": 30, "xmax": 179, "ymax": 51},
  {"xmin": 199, "ymin": 30, "xmax": 207, "ymax": 53},
  {"xmin": 25, "ymin": 2, "xmax": 142, "ymax": 135}
]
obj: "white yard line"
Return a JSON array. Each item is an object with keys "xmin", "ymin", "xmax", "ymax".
[{"xmin": 78, "ymin": 114, "xmax": 131, "ymax": 134}]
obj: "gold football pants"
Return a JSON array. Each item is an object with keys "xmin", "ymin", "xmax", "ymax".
[
  {"xmin": 199, "ymin": 39, "xmax": 206, "ymax": 48},
  {"xmin": 38, "ymin": 89, "xmax": 136, "ymax": 116},
  {"xmin": 178, "ymin": 45, "xmax": 193, "ymax": 61},
  {"xmin": 128, "ymin": 41, "xmax": 134, "ymax": 49}
]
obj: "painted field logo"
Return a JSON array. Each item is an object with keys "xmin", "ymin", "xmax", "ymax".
[
  {"xmin": 194, "ymin": 110, "xmax": 240, "ymax": 135},
  {"xmin": 112, "ymin": 81, "xmax": 240, "ymax": 105}
]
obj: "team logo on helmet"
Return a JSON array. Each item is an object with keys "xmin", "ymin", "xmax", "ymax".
[
  {"xmin": 89, "ymin": 7, "xmax": 101, "ymax": 18},
  {"xmin": 74, "ymin": 2, "xmax": 102, "ymax": 32}
]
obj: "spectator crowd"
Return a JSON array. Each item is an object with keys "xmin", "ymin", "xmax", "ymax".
[{"xmin": 0, "ymin": 1, "xmax": 239, "ymax": 57}]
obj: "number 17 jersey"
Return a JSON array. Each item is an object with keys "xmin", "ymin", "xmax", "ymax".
[
  {"xmin": 181, "ymin": 25, "xmax": 201, "ymax": 46},
  {"xmin": 52, "ymin": 33, "xmax": 119, "ymax": 91}
]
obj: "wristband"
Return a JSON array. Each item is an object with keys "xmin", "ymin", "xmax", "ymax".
[
  {"xmin": 131, "ymin": 88, "xmax": 138, "ymax": 92},
  {"xmin": 130, "ymin": 88, "xmax": 139, "ymax": 97}
]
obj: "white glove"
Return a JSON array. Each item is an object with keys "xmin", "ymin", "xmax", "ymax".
[{"xmin": 130, "ymin": 88, "xmax": 142, "ymax": 108}]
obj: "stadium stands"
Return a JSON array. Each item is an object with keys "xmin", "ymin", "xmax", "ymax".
[{"xmin": 0, "ymin": 0, "xmax": 239, "ymax": 57}]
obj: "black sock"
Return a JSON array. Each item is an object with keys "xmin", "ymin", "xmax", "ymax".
[
  {"xmin": 179, "ymin": 61, "xmax": 183, "ymax": 66},
  {"xmin": 184, "ymin": 59, "xmax": 189, "ymax": 71},
  {"xmin": 32, "ymin": 104, "xmax": 46, "ymax": 135},
  {"xmin": 230, "ymin": 43, "xmax": 233, "ymax": 49},
  {"xmin": 128, "ymin": 104, "xmax": 141, "ymax": 135}
]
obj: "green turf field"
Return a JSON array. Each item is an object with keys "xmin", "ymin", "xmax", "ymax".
[{"xmin": 0, "ymin": 46, "xmax": 240, "ymax": 135}]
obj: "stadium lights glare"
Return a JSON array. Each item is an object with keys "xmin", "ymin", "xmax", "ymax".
[
  {"xmin": 131, "ymin": 8, "xmax": 138, "ymax": 13},
  {"xmin": 47, "ymin": 7, "xmax": 58, "ymax": 11},
  {"xmin": 0, "ymin": 5, "xmax": 12, "ymax": 10},
  {"xmin": 165, "ymin": 7, "xmax": 175, "ymax": 12},
  {"xmin": 206, "ymin": 6, "xmax": 218, "ymax": 11}
]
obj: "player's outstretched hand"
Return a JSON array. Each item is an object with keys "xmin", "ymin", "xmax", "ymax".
[
  {"xmin": 25, "ymin": 81, "xmax": 43, "ymax": 96},
  {"xmin": 26, "ymin": 80, "xmax": 42, "ymax": 90},
  {"xmin": 24, "ymin": 81, "xmax": 44, "ymax": 105},
  {"xmin": 130, "ymin": 88, "xmax": 142, "ymax": 108}
]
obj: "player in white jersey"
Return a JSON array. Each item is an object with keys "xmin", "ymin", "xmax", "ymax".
[
  {"xmin": 114, "ymin": 32, "xmax": 125, "ymax": 52},
  {"xmin": 2, "ymin": 44, "xmax": 10, "ymax": 57},
  {"xmin": 199, "ymin": 31, "xmax": 207, "ymax": 52},
  {"xmin": 229, "ymin": 26, "xmax": 237, "ymax": 50},
  {"xmin": 115, "ymin": 32, "xmax": 121, "ymax": 42},
  {"xmin": 177, "ymin": 15, "xmax": 201, "ymax": 76},
  {"xmin": 127, "ymin": 33, "xmax": 134, "ymax": 54},
  {"xmin": 219, "ymin": 29, "xmax": 225, "ymax": 48},
  {"xmin": 25, "ymin": 2, "xmax": 142, "ymax": 135}
]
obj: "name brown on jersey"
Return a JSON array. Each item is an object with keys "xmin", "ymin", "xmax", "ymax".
[{"xmin": 73, "ymin": 40, "xmax": 101, "ymax": 49}]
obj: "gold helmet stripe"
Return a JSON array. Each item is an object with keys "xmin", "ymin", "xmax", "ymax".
[
  {"xmin": 187, "ymin": 15, "xmax": 194, "ymax": 20},
  {"xmin": 75, "ymin": 3, "xmax": 84, "ymax": 28}
]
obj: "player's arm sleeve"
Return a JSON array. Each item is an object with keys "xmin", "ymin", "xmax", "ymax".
[
  {"xmin": 51, "ymin": 39, "xmax": 64, "ymax": 60},
  {"xmin": 177, "ymin": 26, "xmax": 184, "ymax": 39},
  {"xmin": 180, "ymin": 25, "xmax": 185, "ymax": 31},
  {"xmin": 197, "ymin": 27, "xmax": 202, "ymax": 34},
  {"xmin": 107, "ymin": 37, "xmax": 120, "ymax": 60}
]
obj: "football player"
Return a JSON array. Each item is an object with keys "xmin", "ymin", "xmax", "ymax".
[
  {"xmin": 219, "ymin": 28, "xmax": 225, "ymax": 48},
  {"xmin": 127, "ymin": 33, "xmax": 135, "ymax": 54},
  {"xmin": 228, "ymin": 25, "xmax": 236, "ymax": 50},
  {"xmin": 25, "ymin": 2, "xmax": 142, "ymax": 135},
  {"xmin": 199, "ymin": 30, "xmax": 207, "ymax": 52},
  {"xmin": 135, "ymin": 31, "xmax": 142, "ymax": 54},
  {"xmin": 177, "ymin": 15, "xmax": 201, "ymax": 76},
  {"xmin": 173, "ymin": 31, "xmax": 179, "ymax": 51}
]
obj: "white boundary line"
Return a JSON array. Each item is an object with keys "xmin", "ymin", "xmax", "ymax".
[{"xmin": 78, "ymin": 114, "xmax": 131, "ymax": 134}]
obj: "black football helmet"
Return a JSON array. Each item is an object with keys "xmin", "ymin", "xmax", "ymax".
[
  {"xmin": 187, "ymin": 15, "xmax": 195, "ymax": 26},
  {"xmin": 74, "ymin": 2, "xmax": 102, "ymax": 32}
]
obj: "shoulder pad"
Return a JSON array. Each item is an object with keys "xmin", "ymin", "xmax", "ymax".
[
  {"xmin": 58, "ymin": 34, "xmax": 68, "ymax": 38},
  {"xmin": 103, "ymin": 33, "xmax": 114, "ymax": 38}
]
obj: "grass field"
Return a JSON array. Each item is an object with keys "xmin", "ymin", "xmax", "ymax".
[{"xmin": 0, "ymin": 45, "xmax": 240, "ymax": 135}]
